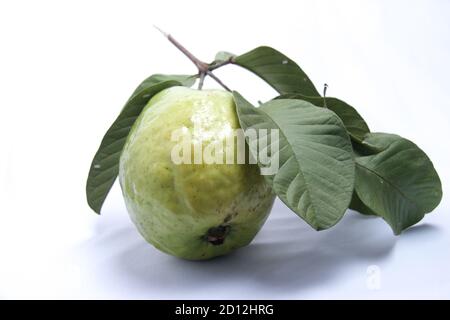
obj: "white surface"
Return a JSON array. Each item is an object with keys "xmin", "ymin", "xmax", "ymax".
[{"xmin": 1, "ymin": 0, "xmax": 450, "ymax": 299}]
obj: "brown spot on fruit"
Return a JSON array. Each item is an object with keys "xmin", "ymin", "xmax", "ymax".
[{"xmin": 205, "ymin": 225, "xmax": 230, "ymax": 246}]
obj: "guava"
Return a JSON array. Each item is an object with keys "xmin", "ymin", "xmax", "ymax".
[{"xmin": 119, "ymin": 86, "xmax": 275, "ymax": 260}]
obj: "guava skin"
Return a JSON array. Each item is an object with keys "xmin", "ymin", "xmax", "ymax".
[{"xmin": 119, "ymin": 86, "xmax": 275, "ymax": 260}]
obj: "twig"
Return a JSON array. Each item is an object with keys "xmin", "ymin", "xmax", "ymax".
[
  {"xmin": 198, "ymin": 72, "xmax": 206, "ymax": 90},
  {"xmin": 154, "ymin": 26, "xmax": 208, "ymax": 72},
  {"xmin": 208, "ymin": 58, "xmax": 234, "ymax": 71},
  {"xmin": 207, "ymin": 71, "xmax": 231, "ymax": 92},
  {"xmin": 323, "ymin": 83, "xmax": 328, "ymax": 97},
  {"xmin": 155, "ymin": 26, "xmax": 231, "ymax": 91},
  {"xmin": 323, "ymin": 83, "xmax": 328, "ymax": 108}
]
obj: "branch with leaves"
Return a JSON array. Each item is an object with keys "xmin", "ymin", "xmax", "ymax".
[{"xmin": 86, "ymin": 29, "xmax": 442, "ymax": 236}]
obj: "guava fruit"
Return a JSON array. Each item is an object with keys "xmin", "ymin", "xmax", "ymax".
[{"xmin": 119, "ymin": 86, "xmax": 275, "ymax": 260}]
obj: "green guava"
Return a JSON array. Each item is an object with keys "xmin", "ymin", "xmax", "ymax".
[{"xmin": 119, "ymin": 86, "xmax": 275, "ymax": 260}]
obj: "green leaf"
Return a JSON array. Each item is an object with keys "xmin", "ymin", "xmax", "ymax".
[
  {"xmin": 132, "ymin": 74, "xmax": 196, "ymax": 96},
  {"xmin": 86, "ymin": 74, "xmax": 195, "ymax": 214},
  {"xmin": 354, "ymin": 133, "xmax": 442, "ymax": 234},
  {"xmin": 349, "ymin": 192, "xmax": 377, "ymax": 216},
  {"xmin": 276, "ymin": 93, "xmax": 370, "ymax": 142},
  {"xmin": 214, "ymin": 51, "xmax": 236, "ymax": 63},
  {"xmin": 231, "ymin": 46, "xmax": 319, "ymax": 96},
  {"xmin": 233, "ymin": 92, "xmax": 355, "ymax": 230},
  {"xmin": 351, "ymin": 138, "xmax": 384, "ymax": 156}
]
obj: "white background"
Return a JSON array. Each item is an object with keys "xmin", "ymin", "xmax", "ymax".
[{"xmin": 1, "ymin": 0, "xmax": 450, "ymax": 299}]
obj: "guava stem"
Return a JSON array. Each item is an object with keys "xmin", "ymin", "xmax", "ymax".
[
  {"xmin": 198, "ymin": 72, "xmax": 206, "ymax": 90},
  {"xmin": 207, "ymin": 71, "xmax": 231, "ymax": 91},
  {"xmin": 155, "ymin": 26, "xmax": 231, "ymax": 91}
]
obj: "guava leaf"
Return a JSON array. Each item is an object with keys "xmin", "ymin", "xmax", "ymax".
[
  {"xmin": 233, "ymin": 92, "xmax": 355, "ymax": 230},
  {"xmin": 229, "ymin": 46, "xmax": 319, "ymax": 96},
  {"xmin": 351, "ymin": 138, "xmax": 384, "ymax": 156},
  {"xmin": 276, "ymin": 93, "xmax": 370, "ymax": 142},
  {"xmin": 131, "ymin": 74, "xmax": 196, "ymax": 96},
  {"xmin": 354, "ymin": 133, "xmax": 442, "ymax": 234},
  {"xmin": 86, "ymin": 74, "xmax": 196, "ymax": 214},
  {"xmin": 214, "ymin": 51, "xmax": 236, "ymax": 63},
  {"xmin": 349, "ymin": 192, "xmax": 377, "ymax": 216}
]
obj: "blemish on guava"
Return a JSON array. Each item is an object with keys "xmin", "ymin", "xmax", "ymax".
[{"xmin": 205, "ymin": 225, "xmax": 230, "ymax": 246}]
